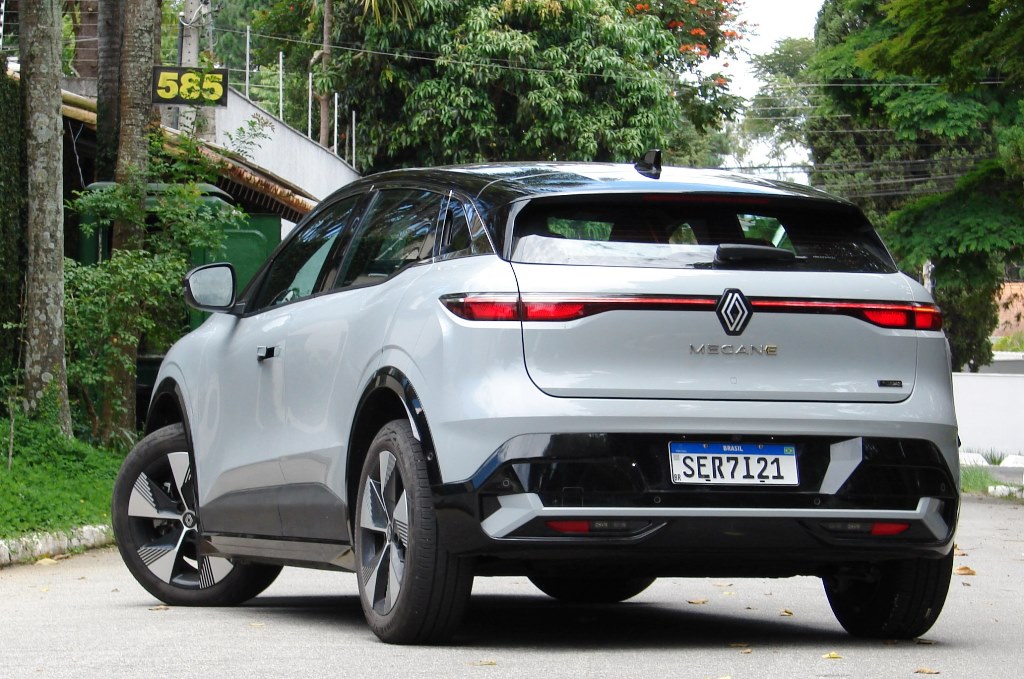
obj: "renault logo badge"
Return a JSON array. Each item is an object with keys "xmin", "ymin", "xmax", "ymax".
[{"xmin": 716, "ymin": 288, "xmax": 752, "ymax": 336}]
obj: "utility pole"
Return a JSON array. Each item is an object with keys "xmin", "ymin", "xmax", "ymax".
[{"xmin": 179, "ymin": 0, "xmax": 214, "ymax": 140}]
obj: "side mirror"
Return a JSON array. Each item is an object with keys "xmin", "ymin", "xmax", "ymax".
[{"xmin": 184, "ymin": 263, "xmax": 238, "ymax": 313}]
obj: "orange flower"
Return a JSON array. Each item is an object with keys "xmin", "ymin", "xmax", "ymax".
[{"xmin": 690, "ymin": 27, "xmax": 707, "ymax": 36}]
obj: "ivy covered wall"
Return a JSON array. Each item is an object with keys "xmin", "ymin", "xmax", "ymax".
[{"xmin": 0, "ymin": 75, "xmax": 26, "ymax": 378}]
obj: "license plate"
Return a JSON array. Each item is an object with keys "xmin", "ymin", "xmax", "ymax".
[{"xmin": 669, "ymin": 442, "xmax": 799, "ymax": 486}]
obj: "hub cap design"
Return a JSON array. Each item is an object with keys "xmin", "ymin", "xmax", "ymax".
[
  {"xmin": 359, "ymin": 450, "xmax": 409, "ymax": 615},
  {"xmin": 126, "ymin": 451, "xmax": 233, "ymax": 588}
]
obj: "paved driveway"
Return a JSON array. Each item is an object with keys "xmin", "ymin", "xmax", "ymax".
[{"xmin": 2, "ymin": 495, "xmax": 1022, "ymax": 678}]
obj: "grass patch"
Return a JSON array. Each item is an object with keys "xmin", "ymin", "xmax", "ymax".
[
  {"xmin": 0, "ymin": 416, "xmax": 123, "ymax": 540},
  {"xmin": 960, "ymin": 465, "xmax": 999, "ymax": 495},
  {"xmin": 992, "ymin": 331, "xmax": 1024, "ymax": 352}
]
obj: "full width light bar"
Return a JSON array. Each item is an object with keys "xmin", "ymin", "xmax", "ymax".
[{"xmin": 440, "ymin": 293, "xmax": 942, "ymax": 331}]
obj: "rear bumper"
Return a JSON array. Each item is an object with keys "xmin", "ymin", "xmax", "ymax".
[{"xmin": 432, "ymin": 433, "xmax": 959, "ymax": 577}]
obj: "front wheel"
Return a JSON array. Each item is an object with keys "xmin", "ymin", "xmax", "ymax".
[
  {"xmin": 354, "ymin": 420, "xmax": 474, "ymax": 644},
  {"xmin": 111, "ymin": 424, "xmax": 282, "ymax": 606},
  {"xmin": 823, "ymin": 552, "xmax": 953, "ymax": 639}
]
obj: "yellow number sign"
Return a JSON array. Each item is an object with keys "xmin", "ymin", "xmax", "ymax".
[{"xmin": 152, "ymin": 67, "xmax": 229, "ymax": 107}]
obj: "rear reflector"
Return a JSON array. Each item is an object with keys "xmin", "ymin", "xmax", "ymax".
[
  {"xmin": 545, "ymin": 520, "xmax": 590, "ymax": 534},
  {"xmin": 870, "ymin": 522, "xmax": 911, "ymax": 536}
]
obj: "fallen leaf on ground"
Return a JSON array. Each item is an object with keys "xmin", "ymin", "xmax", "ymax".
[
  {"xmin": 822, "ymin": 651, "xmax": 842, "ymax": 659},
  {"xmin": 728, "ymin": 643, "xmax": 749, "ymax": 648},
  {"xmin": 779, "ymin": 609, "xmax": 794, "ymax": 617},
  {"xmin": 954, "ymin": 566, "xmax": 976, "ymax": 576},
  {"xmin": 954, "ymin": 547, "xmax": 967, "ymax": 556},
  {"xmin": 914, "ymin": 668, "xmax": 940, "ymax": 674},
  {"xmin": 688, "ymin": 598, "xmax": 709, "ymax": 605},
  {"xmin": 148, "ymin": 605, "xmax": 170, "ymax": 612},
  {"xmin": 34, "ymin": 558, "xmax": 57, "ymax": 566},
  {"xmin": 723, "ymin": 591, "xmax": 735, "ymax": 596},
  {"xmin": 469, "ymin": 661, "xmax": 497, "ymax": 667},
  {"xmin": 249, "ymin": 622, "xmax": 265, "ymax": 628},
  {"xmin": 915, "ymin": 638, "xmax": 935, "ymax": 645},
  {"xmin": 739, "ymin": 649, "xmax": 752, "ymax": 655}
]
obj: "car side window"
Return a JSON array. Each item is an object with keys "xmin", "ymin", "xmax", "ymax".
[
  {"xmin": 249, "ymin": 196, "xmax": 359, "ymax": 310},
  {"xmin": 335, "ymin": 188, "xmax": 444, "ymax": 289}
]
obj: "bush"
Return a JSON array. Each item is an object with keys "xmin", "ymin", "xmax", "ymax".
[{"xmin": 0, "ymin": 414, "xmax": 122, "ymax": 539}]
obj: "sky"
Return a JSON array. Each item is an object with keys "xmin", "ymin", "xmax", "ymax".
[
  {"xmin": 712, "ymin": 0, "xmax": 825, "ymax": 176},
  {"xmin": 726, "ymin": 0, "xmax": 824, "ymax": 98}
]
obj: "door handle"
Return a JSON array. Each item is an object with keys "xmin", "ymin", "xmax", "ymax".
[{"xmin": 257, "ymin": 345, "xmax": 279, "ymax": 361}]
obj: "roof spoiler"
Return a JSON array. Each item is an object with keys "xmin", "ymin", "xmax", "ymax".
[{"xmin": 634, "ymin": 149, "xmax": 662, "ymax": 179}]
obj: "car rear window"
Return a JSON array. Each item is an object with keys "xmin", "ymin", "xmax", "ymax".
[{"xmin": 508, "ymin": 195, "xmax": 898, "ymax": 273}]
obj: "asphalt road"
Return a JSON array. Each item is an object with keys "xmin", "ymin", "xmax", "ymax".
[{"xmin": 2, "ymin": 495, "xmax": 1021, "ymax": 679}]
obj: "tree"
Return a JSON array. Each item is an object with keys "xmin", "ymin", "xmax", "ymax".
[
  {"xmin": 847, "ymin": 0, "xmax": 1024, "ymax": 368},
  {"xmin": 742, "ymin": 0, "xmax": 1018, "ymax": 369},
  {"xmin": 251, "ymin": 0, "xmax": 743, "ymax": 171},
  {"xmin": 888, "ymin": 163, "xmax": 1024, "ymax": 370},
  {"xmin": 96, "ymin": 0, "xmax": 124, "ymax": 181},
  {"xmin": 743, "ymin": 37, "xmax": 816, "ymax": 161},
  {"xmin": 20, "ymin": 0, "xmax": 73, "ymax": 433}
]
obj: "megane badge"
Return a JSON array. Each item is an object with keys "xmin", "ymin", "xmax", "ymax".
[{"xmin": 716, "ymin": 288, "xmax": 752, "ymax": 336}]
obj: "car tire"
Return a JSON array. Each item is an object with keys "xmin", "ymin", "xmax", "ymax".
[
  {"xmin": 111, "ymin": 423, "xmax": 282, "ymax": 605},
  {"xmin": 529, "ymin": 575, "xmax": 656, "ymax": 603},
  {"xmin": 823, "ymin": 552, "xmax": 953, "ymax": 639},
  {"xmin": 355, "ymin": 420, "xmax": 474, "ymax": 644}
]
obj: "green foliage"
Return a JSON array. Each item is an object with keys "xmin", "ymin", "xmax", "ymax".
[
  {"xmin": 743, "ymin": 38, "xmax": 816, "ymax": 160},
  {"xmin": 250, "ymin": 0, "xmax": 744, "ymax": 171},
  {"xmin": 0, "ymin": 414, "xmax": 122, "ymax": 539},
  {"xmin": 0, "ymin": 76, "xmax": 24, "ymax": 380},
  {"xmin": 888, "ymin": 164, "xmax": 1024, "ymax": 371},
  {"xmin": 63, "ymin": 132, "xmax": 243, "ymax": 443},
  {"xmin": 959, "ymin": 465, "xmax": 998, "ymax": 496},
  {"xmin": 860, "ymin": 0, "xmax": 1024, "ymax": 90},
  {"xmin": 742, "ymin": 1, "xmax": 1024, "ymax": 370},
  {"xmin": 223, "ymin": 114, "xmax": 276, "ymax": 160},
  {"xmin": 993, "ymin": 331, "xmax": 1024, "ymax": 351},
  {"xmin": 64, "ymin": 251, "xmax": 189, "ymax": 438}
]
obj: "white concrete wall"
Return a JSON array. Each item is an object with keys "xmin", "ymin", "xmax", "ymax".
[
  {"xmin": 213, "ymin": 89, "xmax": 359, "ymax": 201},
  {"xmin": 953, "ymin": 371, "xmax": 1024, "ymax": 455}
]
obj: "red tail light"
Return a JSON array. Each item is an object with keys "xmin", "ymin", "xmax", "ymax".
[
  {"xmin": 754, "ymin": 300, "xmax": 943, "ymax": 331},
  {"xmin": 439, "ymin": 294, "xmax": 520, "ymax": 321},
  {"xmin": 441, "ymin": 294, "xmax": 942, "ymax": 330},
  {"xmin": 440, "ymin": 294, "xmax": 716, "ymax": 322}
]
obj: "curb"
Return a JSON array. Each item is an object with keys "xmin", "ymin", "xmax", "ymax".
[{"xmin": 0, "ymin": 525, "xmax": 113, "ymax": 568}]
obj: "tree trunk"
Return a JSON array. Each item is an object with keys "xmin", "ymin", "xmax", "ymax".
[
  {"xmin": 317, "ymin": 0, "xmax": 333, "ymax": 147},
  {"xmin": 21, "ymin": 0, "xmax": 73, "ymax": 435},
  {"xmin": 103, "ymin": 0, "xmax": 159, "ymax": 438},
  {"xmin": 96, "ymin": 0, "xmax": 124, "ymax": 181},
  {"xmin": 114, "ymin": 0, "xmax": 158, "ymax": 249}
]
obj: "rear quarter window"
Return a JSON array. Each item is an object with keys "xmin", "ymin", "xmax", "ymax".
[{"xmin": 509, "ymin": 195, "xmax": 897, "ymax": 273}]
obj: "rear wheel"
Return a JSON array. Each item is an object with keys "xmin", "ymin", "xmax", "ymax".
[
  {"xmin": 355, "ymin": 420, "xmax": 474, "ymax": 644},
  {"xmin": 530, "ymin": 575, "xmax": 656, "ymax": 603},
  {"xmin": 111, "ymin": 424, "xmax": 282, "ymax": 605},
  {"xmin": 823, "ymin": 552, "xmax": 953, "ymax": 639}
]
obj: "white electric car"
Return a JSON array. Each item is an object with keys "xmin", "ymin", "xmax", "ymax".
[{"xmin": 112, "ymin": 154, "xmax": 959, "ymax": 644}]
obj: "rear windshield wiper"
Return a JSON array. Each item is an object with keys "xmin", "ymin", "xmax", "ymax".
[{"xmin": 714, "ymin": 243, "xmax": 796, "ymax": 265}]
